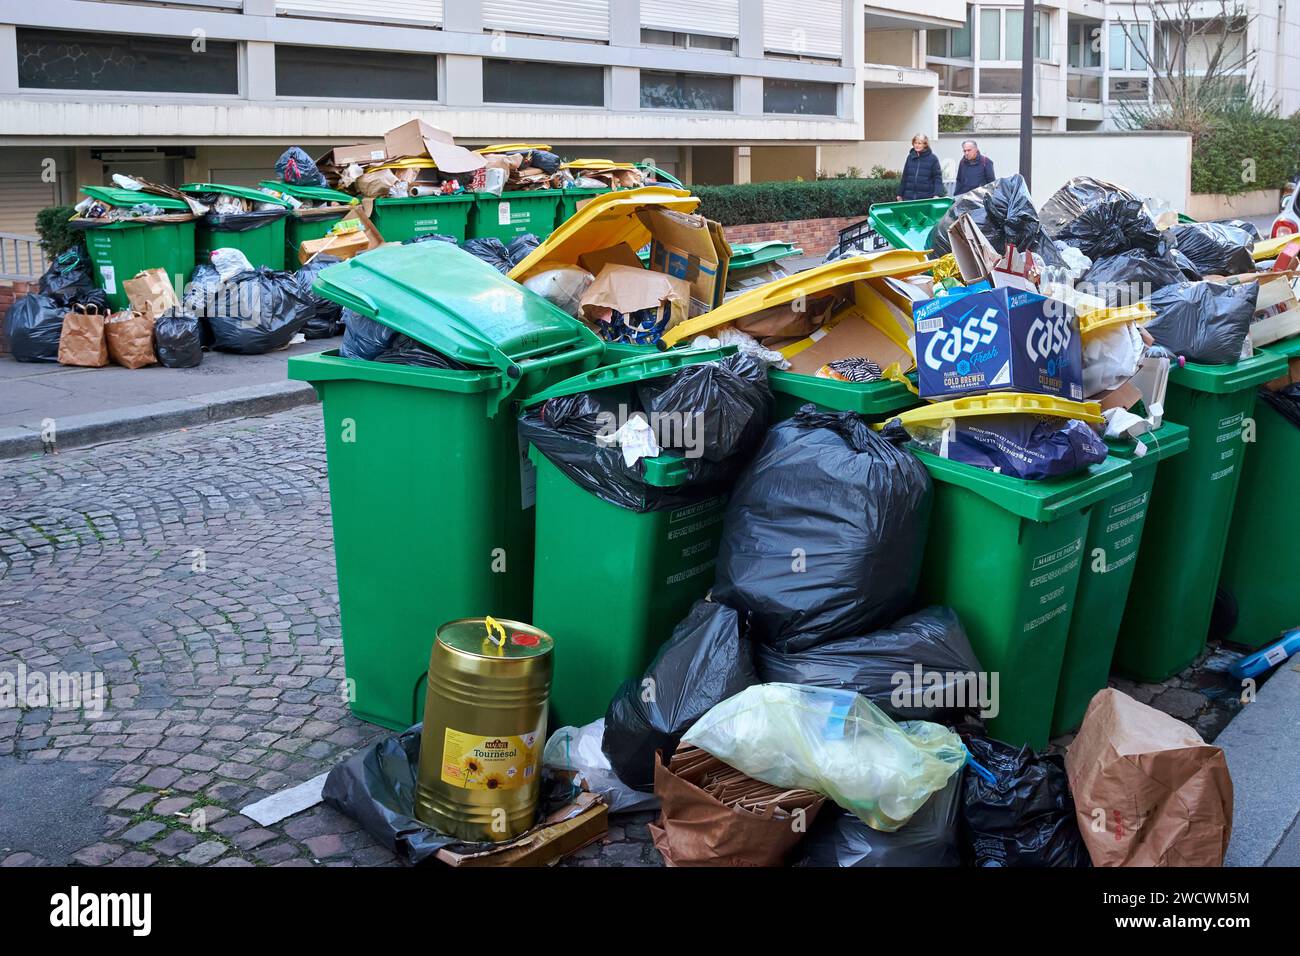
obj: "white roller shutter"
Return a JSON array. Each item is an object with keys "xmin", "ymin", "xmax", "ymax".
[
  {"xmin": 276, "ymin": 0, "xmax": 444, "ymax": 26},
  {"xmin": 0, "ymin": 174, "xmax": 57, "ymax": 235},
  {"xmin": 483, "ymin": 1, "xmax": 610, "ymax": 41},
  {"xmin": 763, "ymin": 0, "xmax": 843, "ymax": 57},
  {"xmin": 642, "ymin": 0, "xmax": 740, "ymax": 37}
]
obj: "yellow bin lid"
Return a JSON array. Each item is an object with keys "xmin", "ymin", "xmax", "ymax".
[
  {"xmin": 562, "ymin": 159, "xmax": 637, "ymax": 170},
  {"xmin": 373, "ymin": 158, "xmax": 439, "ymax": 171},
  {"xmin": 883, "ymin": 392, "xmax": 1104, "ymax": 429},
  {"xmin": 659, "ymin": 247, "xmax": 933, "ymax": 348},
  {"xmin": 476, "ymin": 143, "xmax": 553, "ymax": 154},
  {"xmin": 1077, "ymin": 302, "xmax": 1154, "ymax": 340},
  {"xmin": 508, "ymin": 186, "xmax": 700, "ymax": 281}
]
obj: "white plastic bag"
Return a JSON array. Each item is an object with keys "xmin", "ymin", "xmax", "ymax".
[
  {"xmin": 682, "ymin": 684, "xmax": 966, "ymax": 831},
  {"xmin": 543, "ymin": 720, "xmax": 660, "ymax": 814},
  {"xmin": 210, "ymin": 247, "xmax": 254, "ymax": 282},
  {"xmin": 1082, "ymin": 320, "xmax": 1144, "ymax": 397},
  {"xmin": 522, "ymin": 266, "xmax": 594, "ymax": 317}
]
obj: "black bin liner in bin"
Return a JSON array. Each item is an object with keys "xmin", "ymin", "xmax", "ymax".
[
  {"xmin": 1261, "ymin": 384, "xmax": 1300, "ymax": 429},
  {"xmin": 636, "ymin": 353, "xmax": 773, "ymax": 462},
  {"xmin": 339, "ymin": 309, "xmax": 398, "ymax": 361},
  {"xmin": 1142, "ymin": 279, "xmax": 1258, "ymax": 365},
  {"xmin": 374, "ymin": 335, "xmax": 467, "ymax": 370},
  {"xmin": 711, "ymin": 406, "xmax": 933, "ymax": 653},
  {"xmin": 799, "ymin": 772, "xmax": 963, "ymax": 867},
  {"xmin": 961, "ymin": 735, "xmax": 1090, "ymax": 867},
  {"xmin": 602, "ymin": 600, "xmax": 757, "ymax": 791},
  {"xmin": 755, "ymin": 606, "xmax": 984, "ymax": 724},
  {"xmin": 294, "ymin": 255, "xmax": 345, "ymax": 339}
]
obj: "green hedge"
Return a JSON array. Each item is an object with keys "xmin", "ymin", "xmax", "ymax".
[
  {"xmin": 1191, "ymin": 115, "xmax": 1300, "ymax": 195},
  {"xmin": 692, "ymin": 178, "xmax": 900, "ymax": 226},
  {"xmin": 35, "ymin": 205, "xmax": 81, "ymax": 258}
]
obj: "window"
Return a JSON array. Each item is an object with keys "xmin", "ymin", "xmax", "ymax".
[
  {"xmin": 16, "ymin": 28, "xmax": 238, "ymax": 94},
  {"xmin": 979, "ymin": 68, "xmax": 1022, "ymax": 95},
  {"xmin": 926, "ymin": 9, "xmax": 973, "ymax": 60},
  {"xmin": 978, "ymin": 8, "xmax": 1052, "ymax": 62},
  {"xmin": 641, "ymin": 29, "xmax": 737, "ymax": 53},
  {"xmin": 1109, "ymin": 76, "xmax": 1149, "ymax": 100},
  {"xmin": 640, "ymin": 71, "xmax": 734, "ymax": 110},
  {"xmin": 762, "ymin": 78, "xmax": 838, "ymax": 115},
  {"xmin": 1109, "ymin": 23, "xmax": 1149, "ymax": 71},
  {"xmin": 1068, "ymin": 21, "xmax": 1103, "ymax": 69},
  {"xmin": 276, "ymin": 46, "xmax": 437, "ymax": 100},
  {"xmin": 928, "ymin": 63, "xmax": 974, "ymax": 95},
  {"xmin": 483, "ymin": 59, "xmax": 604, "ymax": 107},
  {"xmin": 980, "ymin": 10, "xmax": 1001, "ymax": 59}
]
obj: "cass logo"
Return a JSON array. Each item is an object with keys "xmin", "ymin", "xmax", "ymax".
[
  {"xmin": 1026, "ymin": 315, "xmax": 1072, "ymax": 362},
  {"xmin": 923, "ymin": 307, "xmax": 999, "ymax": 372}
]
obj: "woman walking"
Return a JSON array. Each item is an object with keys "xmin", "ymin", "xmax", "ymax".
[{"xmin": 896, "ymin": 133, "xmax": 945, "ymax": 201}]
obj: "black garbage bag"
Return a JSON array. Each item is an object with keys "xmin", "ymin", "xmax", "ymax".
[
  {"xmin": 205, "ymin": 267, "xmax": 312, "ymax": 354},
  {"xmin": 930, "ymin": 175, "xmax": 1065, "ymax": 269},
  {"xmin": 1172, "ymin": 222, "xmax": 1255, "ymax": 276},
  {"xmin": 894, "ymin": 413, "xmax": 1109, "ymax": 481},
  {"xmin": 1079, "ymin": 249, "xmax": 1187, "ymax": 304},
  {"xmin": 1142, "ymin": 280, "xmax": 1257, "ymax": 364},
  {"xmin": 4, "ymin": 293, "xmax": 64, "ymax": 363},
  {"xmin": 152, "ymin": 307, "xmax": 203, "ymax": 368},
  {"xmin": 1038, "ymin": 176, "xmax": 1144, "ymax": 237},
  {"xmin": 602, "ymin": 600, "xmax": 757, "ymax": 791},
  {"xmin": 961, "ymin": 736, "xmax": 1090, "ymax": 867},
  {"xmin": 755, "ymin": 606, "xmax": 984, "ymax": 724},
  {"xmin": 200, "ymin": 206, "xmax": 290, "ymax": 232},
  {"xmin": 799, "ymin": 772, "xmax": 963, "ymax": 867},
  {"xmin": 929, "ymin": 185, "xmax": 994, "ymax": 257},
  {"xmin": 712, "ymin": 406, "xmax": 933, "ymax": 653},
  {"xmin": 374, "ymin": 335, "xmax": 466, "ymax": 370},
  {"xmin": 275, "ymin": 146, "xmax": 326, "ymax": 187},
  {"xmin": 402, "ymin": 233, "xmax": 459, "ymax": 246},
  {"xmin": 526, "ymin": 149, "xmax": 562, "ymax": 174},
  {"xmin": 182, "ymin": 263, "xmax": 223, "ymax": 348},
  {"xmin": 1261, "ymin": 383, "xmax": 1300, "ymax": 429},
  {"xmin": 462, "ymin": 237, "xmax": 513, "ymax": 273},
  {"xmin": 636, "ymin": 353, "xmax": 773, "ymax": 462},
  {"xmin": 339, "ymin": 309, "xmax": 398, "ymax": 361},
  {"xmin": 294, "ymin": 254, "xmax": 345, "ymax": 338},
  {"xmin": 1053, "ymin": 197, "xmax": 1166, "ymax": 260},
  {"xmin": 506, "ymin": 233, "xmax": 540, "ymax": 266},
  {"xmin": 38, "ymin": 245, "xmax": 104, "ymax": 308},
  {"xmin": 1221, "ymin": 218, "xmax": 1262, "ymax": 243},
  {"xmin": 1169, "ymin": 246, "xmax": 1203, "ymax": 280}
]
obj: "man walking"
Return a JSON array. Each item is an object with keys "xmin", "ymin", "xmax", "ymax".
[{"xmin": 954, "ymin": 139, "xmax": 996, "ymax": 195}]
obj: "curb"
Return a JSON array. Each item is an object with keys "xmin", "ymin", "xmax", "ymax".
[{"xmin": 0, "ymin": 380, "xmax": 319, "ymax": 460}]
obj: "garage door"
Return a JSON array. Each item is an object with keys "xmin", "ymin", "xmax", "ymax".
[{"xmin": 0, "ymin": 173, "xmax": 58, "ymax": 235}]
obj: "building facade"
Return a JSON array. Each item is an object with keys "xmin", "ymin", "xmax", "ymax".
[{"xmin": 2, "ymin": 0, "xmax": 973, "ymax": 234}]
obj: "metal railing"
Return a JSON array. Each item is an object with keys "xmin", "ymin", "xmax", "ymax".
[{"xmin": 0, "ymin": 234, "xmax": 48, "ymax": 281}]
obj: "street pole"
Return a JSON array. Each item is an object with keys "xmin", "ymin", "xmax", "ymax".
[{"xmin": 1019, "ymin": 0, "xmax": 1035, "ymax": 188}]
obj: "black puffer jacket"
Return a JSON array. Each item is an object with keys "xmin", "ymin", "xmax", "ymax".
[{"xmin": 899, "ymin": 147, "xmax": 945, "ymax": 201}]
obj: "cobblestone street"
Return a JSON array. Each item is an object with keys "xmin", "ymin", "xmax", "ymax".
[{"xmin": 0, "ymin": 408, "xmax": 1245, "ymax": 868}]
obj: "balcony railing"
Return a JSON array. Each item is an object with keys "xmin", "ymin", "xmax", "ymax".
[
  {"xmin": 1067, "ymin": 70, "xmax": 1102, "ymax": 102},
  {"xmin": 0, "ymin": 233, "xmax": 47, "ymax": 281}
]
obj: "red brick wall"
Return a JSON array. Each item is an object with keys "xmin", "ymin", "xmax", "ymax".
[
  {"xmin": 0, "ymin": 280, "xmax": 36, "ymax": 355},
  {"xmin": 724, "ymin": 215, "xmax": 866, "ymax": 257}
]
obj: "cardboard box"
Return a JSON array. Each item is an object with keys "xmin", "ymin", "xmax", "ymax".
[
  {"xmin": 641, "ymin": 207, "xmax": 731, "ymax": 316},
  {"xmin": 948, "ymin": 213, "xmax": 999, "ymax": 286},
  {"xmin": 577, "ymin": 244, "xmax": 644, "ymax": 276},
  {"xmin": 298, "ymin": 208, "xmax": 385, "ymax": 265},
  {"xmin": 780, "ymin": 310, "xmax": 915, "ymax": 378},
  {"xmin": 914, "ymin": 287, "xmax": 1084, "ymax": 401},
  {"xmin": 579, "ymin": 264, "xmax": 691, "ymax": 335},
  {"xmin": 321, "ymin": 142, "xmax": 389, "ymax": 167},
  {"xmin": 434, "ymin": 792, "xmax": 607, "ymax": 868},
  {"xmin": 384, "ymin": 119, "xmax": 485, "ymax": 174}
]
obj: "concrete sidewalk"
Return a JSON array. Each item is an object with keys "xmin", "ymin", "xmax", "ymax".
[
  {"xmin": 1219, "ymin": 660, "xmax": 1300, "ymax": 866},
  {"xmin": 0, "ymin": 335, "xmax": 338, "ymax": 459}
]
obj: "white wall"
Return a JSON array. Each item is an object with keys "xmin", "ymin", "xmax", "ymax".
[{"xmin": 820, "ymin": 130, "xmax": 1194, "ymax": 211}]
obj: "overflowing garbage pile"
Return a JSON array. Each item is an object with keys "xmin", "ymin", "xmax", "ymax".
[{"xmin": 290, "ymin": 177, "xmax": 1295, "ymax": 867}]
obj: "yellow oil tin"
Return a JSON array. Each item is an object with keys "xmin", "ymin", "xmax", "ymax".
[{"xmin": 415, "ymin": 617, "xmax": 554, "ymax": 842}]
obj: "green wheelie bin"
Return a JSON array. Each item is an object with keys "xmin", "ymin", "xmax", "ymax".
[
  {"xmin": 889, "ymin": 395, "xmax": 1133, "ymax": 750},
  {"xmin": 868, "ymin": 198, "xmax": 955, "ymax": 251},
  {"xmin": 77, "ymin": 186, "xmax": 196, "ymax": 311},
  {"xmin": 1112, "ymin": 350, "xmax": 1287, "ymax": 680},
  {"xmin": 520, "ymin": 347, "xmax": 742, "ymax": 727},
  {"xmin": 471, "ymin": 189, "xmax": 564, "ymax": 243},
  {"xmin": 368, "ymin": 192, "xmax": 475, "ymax": 243},
  {"xmin": 180, "ymin": 182, "xmax": 294, "ymax": 269},
  {"xmin": 286, "ymin": 241, "xmax": 603, "ymax": 731},
  {"xmin": 555, "ymin": 186, "xmax": 609, "ymax": 229},
  {"xmin": 1051, "ymin": 421, "xmax": 1190, "ymax": 737},
  {"xmin": 1216, "ymin": 335, "xmax": 1300, "ymax": 647},
  {"xmin": 257, "ymin": 180, "xmax": 358, "ymax": 267}
]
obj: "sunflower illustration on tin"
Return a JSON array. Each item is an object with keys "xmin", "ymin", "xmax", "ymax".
[
  {"xmin": 461, "ymin": 757, "xmax": 483, "ymax": 781},
  {"xmin": 483, "ymin": 774, "xmax": 504, "ymax": 790}
]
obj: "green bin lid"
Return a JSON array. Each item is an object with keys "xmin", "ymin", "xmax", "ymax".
[
  {"xmin": 1169, "ymin": 351, "xmax": 1287, "ymax": 394},
  {"xmin": 1104, "ymin": 421, "xmax": 1190, "ymax": 465},
  {"xmin": 257, "ymin": 180, "xmax": 357, "ymax": 205},
  {"xmin": 79, "ymin": 185, "xmax": 189, "ymax": 211},
  {"xmin": 311, "ymin": 240, "xmax": 602, "ymax": 411},
  {"xmin": 913, "ymin": 450, "xmax": 1133, "ymax": 522},
  {"xmin": 868, "ymin": 198, "xmax": 955, "ymax": 251},
  {"xmin": 180, "ymin": 182, "xmax": 294, "ymax": 208},
  {"xmin": 1259, "ymin": 335, "xmax": 1300, "ymax": 361},
  {"xmin": 521, "ymin": 345, "xmax": 736, "ymax": 408},
  {"xmin": 728, "ymin": 241, "xmax": 802, "ymax": 270}
]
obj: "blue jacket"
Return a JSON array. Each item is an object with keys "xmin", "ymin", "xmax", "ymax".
[
  {"xmin": 899, "ymin": 147, "xmax": 945, "ymax": 201},
  {"xmin": 955, "ymin": 154, "xmax": 996, "ymax": 195}
]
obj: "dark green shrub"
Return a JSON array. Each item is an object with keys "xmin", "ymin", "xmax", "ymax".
[
  {"xmin": 35, "ymin": 205, "xmax": 81, "ymax": 257},
  {"xmin": 692, "ymin": 178, "xmax": 900, "ymax": 226}
]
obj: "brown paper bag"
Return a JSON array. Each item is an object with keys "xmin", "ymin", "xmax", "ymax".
[
  {"xmin": 57, "ymin": 306, "xmax": 109, "ymax": 368},
  {"xmin": 1066, "ymin": 689, "xmax": 1233, "ymax": 867},
  {"xmin": 123, "ymin": 268, "xmax": 180, "ymax": 319},
  {"xmin": 104, "ymin": 310, "xmax": 158, "ymax": 369},
  {"xmin": 649, "ymin": 748, "xmax": 823, "ymax": 867}
]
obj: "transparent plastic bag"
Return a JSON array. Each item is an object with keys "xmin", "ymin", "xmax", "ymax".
[
  {"xmin": 682, "ymin": 683, "xmax": 967, "ymax": 831},
  {"xmin": 522, "ymin": 266, "xmax": 594, "ymax": 317}
]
